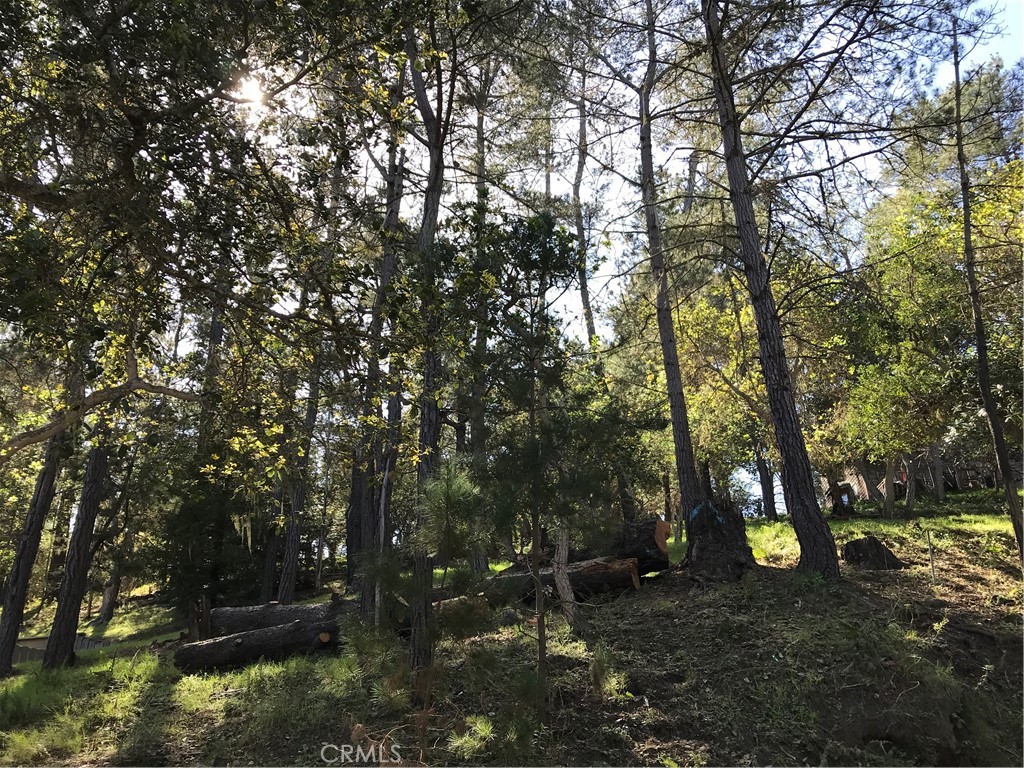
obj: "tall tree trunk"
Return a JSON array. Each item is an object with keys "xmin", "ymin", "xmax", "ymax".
[
  {"xmin": 930, "ymin": 443, "xmax": 946, "ymax": 502},
  {"xmin": 260, "ymin": 521, "xmax": 279, "ymax": 604},
  {"xmin": 353, "ymin": 106, "xmax": 406, "ymax": 612},
  {"xmin": 466, "ymin": 71, "xmax": 492, "ymax": 574},
  {"xmin": 0, "ymin": 436, "xmax": 65, "ymax": 676},
  {"xmin": 278, "ymin": 349, "xmax": 322, "ymax": 605},
  {"xmin": 641, "ymin": 0, "xmax": 703, "ymax": 524},
  {"xmin": 883, "ymin": 456, "xmax": 896, "ymax": 518},
  {"xmin": 530, "ymin": 502, "xmax": 547, "ymax": 724},
  {"xmin": 43, "ymin": 440, "xmax": 110, "ymax": 669},
  {"xmin": 703, "ymin": 0, "xmax": 838, "ymax": 578},
  {"xmin": 405, "ymin": 23, "xmax": 453, "ymax": 700},
  {"xmin": 952, "ymin": 19, "xmax": 1023, "ymax": 559},
  {"xmin": 571, "ymin": 69, "xmax": 639, "ymax": 523}
]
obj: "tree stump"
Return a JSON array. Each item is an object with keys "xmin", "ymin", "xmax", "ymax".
[
  {"xmin": 685, "ymin": 500, "xmax": 756, "ymax": 580},
  {"xmin": 841, "ymin": 535, "xmax": 905, "ymax": 570}
]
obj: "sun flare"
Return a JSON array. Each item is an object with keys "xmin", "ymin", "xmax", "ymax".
[{"xmin": 237, "ymin": 76, "xmax": 264, "ymax": 104}]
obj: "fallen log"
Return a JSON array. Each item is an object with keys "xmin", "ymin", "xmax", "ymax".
[
  {"xmin": 611, "ymin": 518, "xmax": 670, "ymax": 575},
  {"xmin": 568, "ymin": 518, "xmax": 670, "ymax": 575},
  {"xmin": 209, "ymin": 595, "xmax": 346, "ymax": 636},
  {"xmin": 173, "ymin": 620, "xmax": 339, "ymax": 672},
  {"xmin": 490, "ymin": 556, "xmax": 640, "ymax": 602}
]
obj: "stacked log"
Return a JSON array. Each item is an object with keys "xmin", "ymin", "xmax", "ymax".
[
  {"xmin": 209, "ymin": 597, "xmax": 346, "ymax": 636},
  {"xmin": 173, "ymin": 619, "xmax": 339, "ymax": 672},
  {"xmin": 172, "ymin": 595, "xmax": 349, "ymax": 671}
]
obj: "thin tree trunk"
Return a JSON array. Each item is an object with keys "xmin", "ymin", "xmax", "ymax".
[
  {"xmin": 930, "ymin": 444, "xmax": 946, "ymax": 502},
  {"xmin": 641, "ymin": 0, "xmax": 703, "ymax": 525},
  {"xmin": 260, "ymin": 522, "xmax": 278, "ymax": 604},
  {"xmin": 0, "ymin": 436, "xmax": 65, "ymax": 676},
  {"xmin": 571, "ymin": 69, "xmax": 639, "ymax": 523},
  {"xmin": 754, "ymin": 438, "xmax": 779, "ymax": 521},
  {"xmin": 315, "ymin": 420, "xmax": 333, "ymax": 594},
  {"xmin": 405, "ymin": 23, "xmax": 453, "ymax": 699},
  {"xmin": 530, "ymin": 502, "xmax": 547, "ymax": 723},
  {"xmin": 883, "ymin": 456, "xmax": 896, "ymax": 518},
  {"xmin": 703, "ymin": 0, "xmax": 838, "ymax": 577},
  {"xmin": 572, "ymin": 71, "xmax": 599, "ymax": 347},
  {"xmin": 43, "ymin": 440, "xmax": 110, "ymax": 669},
  {"xmin": 466, "ymin": 75, "xmax": 492, "ymax": 574},
  {"xmin": 952, "ymin": 19, "xmax": 1023, "ymax": 559},
  {"xmin": 662, "ymin": 471, "xmax": 673, "ymax": 528},
  {"xmin": 553, "ymin": 528, "xmax": 578, "ymax": 630}
]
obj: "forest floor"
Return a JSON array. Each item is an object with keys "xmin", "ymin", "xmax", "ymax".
[{"xmin": 1, "ymin": 490, "xmax": 1021, "ymax": 766}]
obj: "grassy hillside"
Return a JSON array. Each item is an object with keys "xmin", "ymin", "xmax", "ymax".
[{"xmin": 1, "ymin": 491, "xmax": 1020, "ymax": 766}]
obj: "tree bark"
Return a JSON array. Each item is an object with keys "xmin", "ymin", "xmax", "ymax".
[
  {"xmin": 43, "ymin": 440, "xmax": 110, "ymax": 669},
  {"xmin": 552, "ymin": 529, "xmax": 578, "ymax": 630},
  {"xmin": 259, "ymin": 523, "xmax": 278, "ymax": 605},
  {"xmin": 173, "ymin": 619, "xmax": 339, "ymax": 672},
  {"xmin": 753, "ymin": 436, "xmax": 779, "ymax": 521},
  {"xmin": 702, "ymin": 0, "xmax": 839, "ymax": 578},
  {"xmin": 0, "ymin": 436, "xmax": 65, "ymax": 676},
  {"xmin": 952, "ymin": 19, "xmax": 1023, "ymax": 559}
]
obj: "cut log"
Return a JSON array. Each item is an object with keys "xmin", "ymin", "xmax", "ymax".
[
  {"xmin": 173, "ymin": 619, "xmax": 339, "ymax": 672},
  {"xmin": 490, "ymin": 556, "xmax": 640, "ymax": 602},
  {"xmin": 611, "ymin": 518, "xmax": 670, "ymax": 574},
  {"xmin": 841, "ymin": 536, "xmax": 905, "ymax": 570},
  {"xmin": 209, "ymin": 595, "xmax": 346, "ymax": 636}
]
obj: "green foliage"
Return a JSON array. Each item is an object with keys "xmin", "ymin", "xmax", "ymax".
[{"xmin": 415, "ymin": 460, "xmax": 487, "ymax": 560}]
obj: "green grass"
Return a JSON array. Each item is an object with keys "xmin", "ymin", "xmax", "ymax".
[
  {"xmin": 668, "ymin": 489, "xmax": 1016, "ymax": 569},
  {"xmin": 84, "ymin": 603, "xmax": 182, "ymax": 643}
]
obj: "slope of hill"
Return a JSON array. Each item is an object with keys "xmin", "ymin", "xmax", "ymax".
[{"xmin": 1, "ymin": 492, "xmax": 1020, "ymax": 766}]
